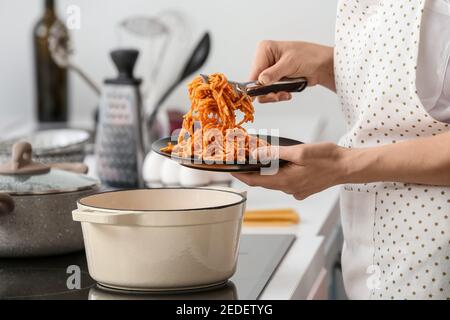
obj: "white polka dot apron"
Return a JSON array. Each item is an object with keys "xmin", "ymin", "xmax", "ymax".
[{"xmin": 335, "ymin": 0, "xmax": 450, "ymax": 299}]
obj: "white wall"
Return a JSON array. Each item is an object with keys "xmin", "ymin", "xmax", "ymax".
[{"xmin": 0, "ymin": 0, "xmax": 344, "ymax": 141}]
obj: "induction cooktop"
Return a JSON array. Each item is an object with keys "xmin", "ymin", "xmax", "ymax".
[{"xmin": 0, "ymin": 234, "xmax": 295, "ymax": 300}]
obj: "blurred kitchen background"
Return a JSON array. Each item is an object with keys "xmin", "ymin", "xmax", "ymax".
[{"xmin": 0, "ymin": 0, "xmax": 343, "ymax": 141}]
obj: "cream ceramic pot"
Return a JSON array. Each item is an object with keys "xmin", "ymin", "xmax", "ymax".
[{"xmin": 72, "ymin": 188, "xmax": 246, "ymax": 291}]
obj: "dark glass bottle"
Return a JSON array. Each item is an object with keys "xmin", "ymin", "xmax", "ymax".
[{"xmin": 33, "ymin": 0, "xmax": 68, "ymax": 123}]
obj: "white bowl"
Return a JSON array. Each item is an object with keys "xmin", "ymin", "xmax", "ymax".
[
  {"xmin": 142, "ymin": 151, "xmax": 165, "ymax": 183},
  {"xmin": 179, "ymin": 166, "xmax": 212, "ymax": 187},
  {"xmin": 160, "ymin": 159, "xmax": 181, "ymax": 186},
  {"xmin": 210, "ymin": 172, "xmax": 232, "ymax": 183}
]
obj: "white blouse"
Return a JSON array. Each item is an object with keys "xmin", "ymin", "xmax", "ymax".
[{"xmin": 417, "ymin": 0, "xmax": 450, "ymax": 123}]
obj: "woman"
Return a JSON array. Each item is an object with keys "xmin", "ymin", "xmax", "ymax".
[{"xmin": 233, "ymin": 0, "xmax": 450, "ymax": 299}]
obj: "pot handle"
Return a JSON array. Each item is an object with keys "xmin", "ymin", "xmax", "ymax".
[
  {"xmin": 0, "ymin": 193, "xmax": 15, "ymax": 215},
  {"xmin": 50, "ymin": 163, "xmax": 89, "ymax": 174},
  {"xmin": 72, "ymin": 209, "xmax": 133, "ymax": 225}
]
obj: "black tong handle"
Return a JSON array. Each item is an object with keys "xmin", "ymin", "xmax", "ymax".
[{"xmin": 246, "ymin": 77, "xmax": 308, "ymax": 97}]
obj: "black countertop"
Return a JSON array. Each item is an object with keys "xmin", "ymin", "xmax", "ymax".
[{"xmin": 0, "ymin": 234, "xmax": 295, "ymax": 300}]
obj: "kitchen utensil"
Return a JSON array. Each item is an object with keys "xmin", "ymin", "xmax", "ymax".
[
  {"xmin": 48, "ymin": 22, "xmax": 101, "ymax": 95},
  {"xmin": 72, "ymin": 187, "xmax": 246, "ymax": 291},
  {"xmin": 152, "ymin": 135, "xmax": 303, "ymax": 172},
  {"xmin": 199, "ymin": 74, "xmax": 307, "ymax": 97},
  {"xmin": 0, "ymin": 142, "xmax": 99, "ymax": 257},
  {"xmin": 146, "ymin": 32, "xmax": 211, "ymax": 129},
  {"xmin": 243, "ymin": 208, "xmax": 300, "ymax": 226},
  {"xmin": 0, "ymin": 129, "xmax": 90, "ymax": 164},
  {"xmin": 118, "ymin": 15, "xmax": 170, "ymax": 101},
  {"xmin": 95, "ymin": 49, "xmax": 145, "ymax": 188},
  {"xmin": 119, "ymin": 16, "xmax": 168, "ymax": 37}
]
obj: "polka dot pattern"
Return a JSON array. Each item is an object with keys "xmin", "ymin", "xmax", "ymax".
[
  {"xmin": 373, "ymin": 186, "xmax": 450, "ymax": 299},
  {"xmin": 336, "ymin": 0, "xmax": 450, "ymax": 299}
]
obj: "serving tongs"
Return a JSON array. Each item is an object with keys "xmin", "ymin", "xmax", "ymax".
[{"xmin": 200, "ymin": 74, "xmax": 307, "ymax": 97}]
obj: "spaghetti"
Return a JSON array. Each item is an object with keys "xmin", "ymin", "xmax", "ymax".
[{"xmin": 161, "ymin": 73, "xmax": 269, "ymax": 162}]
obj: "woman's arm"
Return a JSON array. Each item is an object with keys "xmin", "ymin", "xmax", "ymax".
[
  {"xmin": 233, "ymin": 131, "xmax": 450, "ymax": 200},
  {"xmin": 344, "ymin": 131, "xmax": 450, "ymax": 186},
  {"xmin": 249, "ymin": 40, "xmax": 335, "ymax": 103}
]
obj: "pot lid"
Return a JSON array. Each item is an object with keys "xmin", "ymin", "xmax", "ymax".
[
  {"xmin": 0, "ymin": 142, "xmax": 98, "ymax": 195},
  {"xmin": 0, "ymin": 129, "xmax": 90, "ymax": 156},
  {"xmin": 0, "ymin": 169, "xmax": 98, "ymax": 195}
]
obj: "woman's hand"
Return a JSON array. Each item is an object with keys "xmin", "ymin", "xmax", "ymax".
[
  {"xmin": 233, "ymin": 132, "xmax": 450, "ymax": 200},
  {"xmin": 249, "ymin": 40, "xmax": 335, "ymax": 103},
  {"xmin": 232, "ymin": 142, "xmax": 348, "ymax": 200}
]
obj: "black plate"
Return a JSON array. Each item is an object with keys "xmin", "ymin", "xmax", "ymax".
[{"xmin": 152, "ymin": 135, "xmax": 303, "ymax": 172}]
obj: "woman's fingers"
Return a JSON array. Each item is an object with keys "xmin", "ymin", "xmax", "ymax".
[
  {"xmin": 251, "ymin": 146, "xmax": 279, "ymax": 161},
  {"xmin": 280, "ymin": 92, "xmax": 292, "ymax": 100},
  {"xmin": 231, "ymin": 172, "xmax": 286, "ymax": 190},
  {"xmin": 258, "ymin": 93, "xmax": 278, "ymax": 103},
  {"xmin": 249, "ymin": 41, "xmax": 294, "ymax": 104},
  {"xmin": 251, "ymin": 144, "xmax": 305, "ymax": 163},
  {"xmin": 249, "ymin": 40, "xmax": 276, "ymax": 81},
  {"xmin": 234, "ymin": 142, "xmax": 345, "ymax": 201},
  {"xmin": 258, "ymin": 56, "xmax": 290, "ymax": 85},
  {"xmin": 257, "ymin": 92, "xmax": 292, "ymax": 103},
  {"xmin": 278, "ymin": 145, "xmax": 304, "ymax": 163}
]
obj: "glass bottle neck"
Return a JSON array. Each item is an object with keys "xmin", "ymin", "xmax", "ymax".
[
  {"xmin": 45, "ymin": 0, "xmax": 55, "ymax": 10},
  {"xmin": 44, "ymin": 0, "xmax": 56, "ymax": 19}
]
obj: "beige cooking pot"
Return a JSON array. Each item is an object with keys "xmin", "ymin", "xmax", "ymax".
[{"xmin": 72, "ymin": 187, "xmax": 246, "ymax": 291}]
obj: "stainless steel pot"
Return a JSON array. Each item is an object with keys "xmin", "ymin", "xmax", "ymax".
[{"xmin": 0, "ymin": 142, "xmax": 99, "ymax": 257}]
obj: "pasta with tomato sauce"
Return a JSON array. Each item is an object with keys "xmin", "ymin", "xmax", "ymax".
[{"xmin": 161, "ymin": 73, "xmax": 269, "ymax": 162}]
